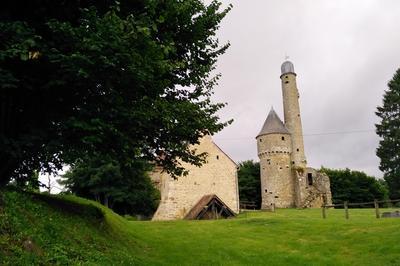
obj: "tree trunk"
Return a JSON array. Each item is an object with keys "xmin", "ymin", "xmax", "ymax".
[{"xmin": 104, "ymin": 196, "xmax": 109, "ymax": 208}]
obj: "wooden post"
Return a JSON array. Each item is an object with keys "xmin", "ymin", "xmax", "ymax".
[
  {"xmin": 344, "ymin": 201, "xmax": 349, "ymax": 219},
  {"xmin": 322, "ymin": 205, "xmax": 326, "ymax": 219},
  {"xmin": 374, "ymin": 199, "xmax": 380, "ymax": 219}
]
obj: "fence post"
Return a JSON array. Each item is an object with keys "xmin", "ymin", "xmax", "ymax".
[
  {"xmin": 344, "ymin": 201, "xmax": 349, "ymax": 219},
  {"xmin": 322, "ymin": 205, "xmax": 326, "ymax": 219},
  {"xmin": 374, "ymin": 199, "xmax": 380, "ymax": 219}
]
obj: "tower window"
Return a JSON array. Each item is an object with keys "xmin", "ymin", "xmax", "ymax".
[
  {"xmin": 274, "ymin": 196, "xmax": 279, "ymax": 198},
  {"xmin": 285, "ymin": 81, "xmax": 289, "ymax": 84},
  {"xmin": 297, "ymin": 148, "xmax": 299, "ymax": 152},
  {"xmin": 265, "ymin": 189, "xmax": 268, "ymax": 193},
  {"xmin": 285, "ymin": 76, "xmax": 288, "ymax": 78},
  {"xmin": 307, "ymin": 173, "xmax": 313, "ymax": 186},
  {"xmin": 260, "ymin": 138, "xmax": 262, "ymax": 142},
  {"xmin": 281, "ymin": 136, "xmax": 285, "ymax": 141},
  {"xmin": 292, "ymin": 161, "xmax": 295, "ymax": 164},
  {"xmin": 216, "ymin": 155, "xmax": 219, "ymax": 160}
]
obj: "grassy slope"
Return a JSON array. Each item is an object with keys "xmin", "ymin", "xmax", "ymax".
[
  {"xmin": 0, "ymin": 189, "xmax": 142, "ymax": 265},
  {"xmin": 1, "ymin": 189, "xmax": 400, "ymax": 265}
]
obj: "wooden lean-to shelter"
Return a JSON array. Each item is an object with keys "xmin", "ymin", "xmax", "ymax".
[{"xmin": 184, "ymin": 194, "xmax": 236, "ymax": 220}]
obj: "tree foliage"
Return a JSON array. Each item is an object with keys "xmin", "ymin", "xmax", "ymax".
[
  {"xmin": 0, "ymin": 0, "xmax": 232, "ymax": 187},
  {"xmin": 376, "ymin": 68, "xmax": 400, "ymax": 199},
  {"xmin": 237, "ymin": 160, "xmax": 261, "ymax": 209},
  {"xmin": 60, "ymin": 157, "xmax": 159, "ymax": 216},
  {"xmin": 320, "ymin": 167, "xmax": 388, "ymax": 205}
]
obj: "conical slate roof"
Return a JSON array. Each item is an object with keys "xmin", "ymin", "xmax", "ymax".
[{"xmin": 257, "ymin": 108, "xmax": 290, "ymax": 137}]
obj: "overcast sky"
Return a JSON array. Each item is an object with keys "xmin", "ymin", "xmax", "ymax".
[{"xmin": 210, "ymin": 0, "xmax": 400, "ymax": 178}]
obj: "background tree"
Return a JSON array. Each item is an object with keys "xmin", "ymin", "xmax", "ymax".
[
  {"xmin": 60, "ymin": 157, "xmax": 159, "ymax": 216},
  {"xmin": 376, "ymin": 68, "xmax": 400, "ymax": 199},
  {"xmin": 8, "ymin": 170, "xmax": 40, "ymax": 192},
  {"xmin": 237, "ymin": 160, "xmax": 261, "ymax": 209},
  {"xmin": 320, "ymin": 167, "xmax": 388, "ymax": 206},
  {"xmin": 0, "ymin": 0, "xmax": 232, "ymax": 187}
]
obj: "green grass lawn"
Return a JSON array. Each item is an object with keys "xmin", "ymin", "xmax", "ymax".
[{"xmin": 1, "ymin": 189, "xmax": 399, "ymax": 265}]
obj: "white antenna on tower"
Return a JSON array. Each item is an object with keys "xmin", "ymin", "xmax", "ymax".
[{"xmin": 284, "ymin": 54, "xmax": 290, "ymax": 61}]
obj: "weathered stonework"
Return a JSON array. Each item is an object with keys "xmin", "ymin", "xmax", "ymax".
[
  {"xmin": 257, "ymin": 61, "xmax": 332, "ymax": 209},
  {"xmin": 258, "ymin": 133, "xmax": 294, "ymax": 208},
  {"xmin": 150, "ymin": 135, "xmax": 239, "ymax": 220}
]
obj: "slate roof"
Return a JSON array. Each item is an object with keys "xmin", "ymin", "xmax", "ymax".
[
  {"xmin": 281, "ymin": 60, "xmax": 295, "ymax": 75},
  {"xmin": 257, "ymin": 108, "xmax": 290, "ymax": 137}
]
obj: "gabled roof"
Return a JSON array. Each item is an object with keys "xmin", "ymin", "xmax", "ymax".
[
  {"xmin": 184, "ymin": 194, "xmax": 236, "ymax": 220},
  {"xmin": 257, "ymin": 108, "xmax": 290, "ymax": 137},
  {"xmin": 211, "ymin": 139, "xmax": 238, "ymax": 167}
]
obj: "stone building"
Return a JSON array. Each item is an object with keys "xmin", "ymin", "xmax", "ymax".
[
  {"xmin": 256, "ymin": 60, "xmax": 332, "ymax": 209},
  {"xmin": 150, "ymin": 135, "xmax": 240, "ymax": 220}
]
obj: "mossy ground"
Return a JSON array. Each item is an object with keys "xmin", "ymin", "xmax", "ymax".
[{"xmin": 1, "ymin": 189, "xmax": 399, "ymax": 265}]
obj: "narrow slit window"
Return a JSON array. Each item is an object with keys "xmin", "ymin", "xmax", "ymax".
[
  {"xmin": 307, "ymin": 173, "xmax": 313, "ymax": 186},
  {"xmin": 281, "ymin": 136, "xmax": 285, "ymax": 141}
]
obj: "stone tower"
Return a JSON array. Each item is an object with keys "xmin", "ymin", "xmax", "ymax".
[
  {"xmin": 281, "ymin": 61, "xmax": 307, "ymax": 168},
  {"xmin": 256, "ymin": 109, "xmax": 294, "ymax": 208},
  {"xmin": 257, "ymin": 60, "xmax": 332, "ymax": 209}
]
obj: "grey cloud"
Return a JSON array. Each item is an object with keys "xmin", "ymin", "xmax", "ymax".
[{"xmin": 211, "ymin": 0, "xmax": 400, "ymax": 178}]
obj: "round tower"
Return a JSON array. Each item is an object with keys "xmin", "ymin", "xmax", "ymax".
[
  {"xmin": 280, "ymin": 61, "xmax": 307, "ymax": 168},
  {"xmin": 256, "ymin": 108, "xmax": 295, "ymax": 209}
]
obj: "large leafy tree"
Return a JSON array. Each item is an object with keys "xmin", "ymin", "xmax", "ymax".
[
  {"xmin": 320, "ymin": 167, "xmax": 388, "ymax": 205},
  {"xmin": 376, "ymin": 68, "xmax": 400, "ymax": 199},
  {"xmin": 237, "ymin": 160, "xmax": 261, "ymax": 209},
  {"xmin": 60, "ymin": 157, "xmax": 159, "ymax": 216},
  {"xmin": 0, "ymin": 0, "xmax": 232, "ymax": 186}
]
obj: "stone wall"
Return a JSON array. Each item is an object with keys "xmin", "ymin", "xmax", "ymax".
[
  {"xmin": 150, "ymin": 135, "xmax": 239, "ymax": 220},
  {"xmin": 299, "ymin": 168, "xmax": 333, "ymax": 208}
]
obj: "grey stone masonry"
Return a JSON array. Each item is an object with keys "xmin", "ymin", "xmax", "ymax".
[{"xmin": 257, "ymin": 61, "xmax": 332, "ymax": 209}]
